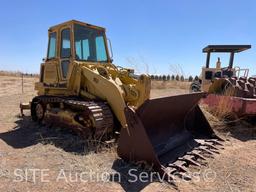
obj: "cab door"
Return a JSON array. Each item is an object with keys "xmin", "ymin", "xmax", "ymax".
[
  {"xmin": 43, "ymin": 31, "xmax": 59, "ymax": 86},
  {"xmin": 59, "ymin": 27, "xmax": 72, "ymax": 86}
]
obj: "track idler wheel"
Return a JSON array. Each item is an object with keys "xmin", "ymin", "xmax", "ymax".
[{"xmin": 31, "ymin": 101, "xmax": 45, "ymax": 122}]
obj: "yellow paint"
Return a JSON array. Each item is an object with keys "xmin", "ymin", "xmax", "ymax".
[{"xmin": 35, "ymin": 20, "xmax": 151, "ymax": 128}]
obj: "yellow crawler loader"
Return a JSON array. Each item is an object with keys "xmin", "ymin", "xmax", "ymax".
[{"xmin": 21, "ymin": 20, "xmax": 222, "ymax": 179}]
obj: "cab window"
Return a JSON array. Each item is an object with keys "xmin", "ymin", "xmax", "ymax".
[
  {"xmin": 47, "ymin": 32, "xmax": 56, "ymax": 59},
  {"xmin": 61, "ymin": 60, "xmax": 70, "ymax": 78},
  {"xmin": 74, "ymin": 24, "xmax": 108, "ymax": 62},
  {"xmin": 95, "ymin": 36, "xmax": 107, "ymax": 61},
  {"xmin": 61, "ymin": 29, "xmax": 71, "ymax": 58}
]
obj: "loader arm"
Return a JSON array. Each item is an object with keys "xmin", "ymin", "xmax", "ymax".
[{"xmin": 81, "ymin": 66, "xmax": 128, "ymax": 128}]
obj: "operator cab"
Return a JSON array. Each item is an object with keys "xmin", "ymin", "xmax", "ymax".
[
  {"xmin": 41, "ymin": 20, "xmax": 112, "ymax": 87},
  {"xmin": 201, "ymin": 45, "xmax": 251, "ymax": 91}
]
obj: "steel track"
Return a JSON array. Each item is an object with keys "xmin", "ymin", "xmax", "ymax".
[{"xmin": 31, "ymin": 96, "xmax": 114, "ymax": 139}]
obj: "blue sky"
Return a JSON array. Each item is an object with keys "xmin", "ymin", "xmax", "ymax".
[{"xmin": 0, "ymin": 0, "xmax": 255, "ymax": 76}]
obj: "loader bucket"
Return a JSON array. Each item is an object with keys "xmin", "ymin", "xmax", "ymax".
[{"xmin": 117, "ymin": 92, "xmax": 221, "ymax": 179}]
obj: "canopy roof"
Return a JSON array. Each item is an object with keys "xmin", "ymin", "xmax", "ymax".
[{"xmin": 203, "ymin": 45, "xmax": 251, "ymax": 53}]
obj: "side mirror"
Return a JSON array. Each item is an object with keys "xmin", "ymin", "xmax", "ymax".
[
  {"xmin": 107, "ymin": 38, "xmax": 114, "ymax": 62},
  {"xmin": 42, "ymin": 58, "xmax": 46, "ymax": 62}
]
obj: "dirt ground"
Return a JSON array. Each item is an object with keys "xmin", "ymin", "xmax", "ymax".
[{"xmin": 0, "ymin": 75, "xmax": 256, "ymax": 192}]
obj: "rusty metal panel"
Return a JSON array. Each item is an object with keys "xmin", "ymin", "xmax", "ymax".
[{"xmin": 202, "ymin": 94, "xmax": 256, "ymax": 117}]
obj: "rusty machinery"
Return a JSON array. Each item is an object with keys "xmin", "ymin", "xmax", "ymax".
[
  {"xmin": 21, "ymin": 21, "xmax": 223, "ymax": 180},
  {"xmin": 191, "ymin": 45, "xmax": 256, "ymax": 117}
]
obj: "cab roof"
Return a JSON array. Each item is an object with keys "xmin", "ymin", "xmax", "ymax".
[
  {"xmin": 203, "ymin": 45, "xmax": 251, "ymax": 53},
  {"xmin": 48, "ymin": 20, "xmax": 106, "ymax": 32}
]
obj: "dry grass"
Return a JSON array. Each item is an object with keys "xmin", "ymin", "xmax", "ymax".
[
  {"xmin": 151, "ymin": 80, "xmax": 190, "ymax": 90},
  {"xmin": 0, "ymin": 70, "xmax": 22, "ymax": 76},
  {"xmin": 205, "ymin": 87, "xmax": 240, "ymax": 121},
  {"xmin": 0, "ymin": 70, "xmax": 38, "ymax": 77},
  {"xmin": 210, "ymin": 96, "xmax": 234, "ymax": 119}
]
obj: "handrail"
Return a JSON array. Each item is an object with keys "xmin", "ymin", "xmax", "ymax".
[{"xmin": 234, "ymin": 66, "xmax": 249, "ymax": 78}]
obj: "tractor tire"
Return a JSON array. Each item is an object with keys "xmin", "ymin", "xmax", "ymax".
[{"xmin": 190, "ymin": 81, "xmax": 201, "ymax": 92}]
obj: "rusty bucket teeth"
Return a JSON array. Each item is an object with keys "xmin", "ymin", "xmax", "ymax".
[
  {"xmin": 163, "ymin": 138, "xmax": 224, "ymax": 179},
  {"xmin": 205, "ymin": 139, "xmax": 224, "ymax": 146},
  {"xmin": 117, "ymin": 92, "xmax": 224, "ymax": 181},
  {"xmin": 194, "ymin": 146, "xmax": 215, "ymax": 155},
  {"xmin": 195, "ymin": 139, "xmax": 220, "ymax": 151},
  {"xmin": 178, "ymin": 155, "xmax": 201, "ymax": 167},
  {"xmin": 168, "ymin": 161, "xmax": 188, "ymax": 173},
  {"xmin": 177, "ymin": 172, "xmax": 192, "ymax": 181},
  {"xmin": 187, "ymin": 151, "xmax": 206, "ymax": 160}
]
